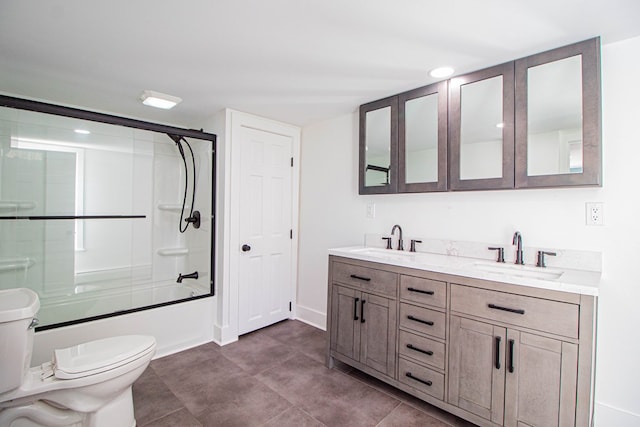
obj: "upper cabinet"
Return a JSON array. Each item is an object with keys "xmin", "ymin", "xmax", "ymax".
[
  {"xmin": 359, "ymin": 37, "xmax": 602, "ymax": 194},
  {"xmin": 515, "ymin": 38, "xmax": 601, "ymax": 188}
]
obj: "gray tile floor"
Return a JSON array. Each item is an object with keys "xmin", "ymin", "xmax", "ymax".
[{"xmin": 132, "ymin": 320, "xmax": 476, "ymax": 427}]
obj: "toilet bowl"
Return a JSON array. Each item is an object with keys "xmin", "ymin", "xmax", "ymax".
[{"xmin": 0, "ymin": 288, "xmax": 156, "ymax": 427}]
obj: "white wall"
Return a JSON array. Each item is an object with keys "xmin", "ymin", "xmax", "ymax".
[{"xmin": 297, "ymin": 36, "xmax": 640, "ymax": 425}]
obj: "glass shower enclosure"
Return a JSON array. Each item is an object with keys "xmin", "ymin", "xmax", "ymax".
[{"xmin": 0, "ymin": 95, "xmax": 215, "ymax": 330}]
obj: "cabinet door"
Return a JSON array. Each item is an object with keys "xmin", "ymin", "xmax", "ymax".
[
  {"xmin": 504, "ymin": 330, "xmax": 578, "ymax": 427},
  {"xmin": 360, "ymin": 293, "xmax": 397, "ymax": 378},
  {"xmin": 359, "ymin": 96, "xmax": 398, "ymax": 194},
  {"xmin": 449, "ymin": 316, "xmax": 506, "ymax": 425},
  {"xmin": 330, "ymin": 285, "xmax": 361, "ymax": 362}
]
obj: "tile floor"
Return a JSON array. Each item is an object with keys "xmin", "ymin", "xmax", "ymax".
[{"xmin": 132, "ymin": 320, "xmax": 476, "ymax": 427}]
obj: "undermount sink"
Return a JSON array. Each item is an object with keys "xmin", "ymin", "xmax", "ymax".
[{"xmin": 474, "ymin": 261, "xmax": 563, "ymax": 280}]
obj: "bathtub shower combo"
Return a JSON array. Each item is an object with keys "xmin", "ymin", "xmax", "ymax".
[{"xmin": 0, "ymin": 95, "xmax": 215, "ymax": 329}]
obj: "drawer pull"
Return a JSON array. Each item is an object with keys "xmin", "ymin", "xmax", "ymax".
[
  {"xmin": 353, "ymin": 298, "xmax": 359, "ymax": 321},
  {"xmin": 407, "ymin": 315, "xmax": 434, "ymax": 326},
  {"xmin": 406, "ymin": 343, "xmax": 433, "ymax": 356},
  {"xmin": 350, "ymin": 274, "xmax": 371, "ymax": 282},
  {"xmin": 494, "ymin": 336, "xmax": 501, "ymax": 370},
  {"xmin": 488, "ymin": 303, "xmax": 525, "ymax": 315},
  {"xmin": 360, "ymin": 299, "xmax": 366, "ymax": 323},
  {"xmin": 406, "ymin": 372, "xmax": 432, "ymax": 387},
  {"xmin": 407, "ymin": 287, "xmax": 434, "ymax": 295},
  {"xmin": 508, "ymin": 339, "xmax": 515, "ymax": 373}
]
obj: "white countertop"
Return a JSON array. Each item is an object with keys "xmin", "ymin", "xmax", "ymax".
[{"xmin": 328, "ymin": 246, "xmax": 600, "ymax": 296}]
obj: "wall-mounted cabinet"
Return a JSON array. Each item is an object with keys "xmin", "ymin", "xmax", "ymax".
[{"xmin": 358, "ymin": 37, "xmax": 601, "ymax": 194}]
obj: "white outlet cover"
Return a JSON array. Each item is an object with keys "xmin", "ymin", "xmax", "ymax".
[{"xmin": 586, "ymin": 202, "xmax": 604, "ymax": 226}]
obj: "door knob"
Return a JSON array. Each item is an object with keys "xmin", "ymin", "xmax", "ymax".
[{"xmin": 241, "ymin": 244, "xmax": 251, "ymax": 252}]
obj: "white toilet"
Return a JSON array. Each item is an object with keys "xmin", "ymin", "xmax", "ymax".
[{"xmin": 0, "ymin": 288, "xmax": 156, "ymax": 427}]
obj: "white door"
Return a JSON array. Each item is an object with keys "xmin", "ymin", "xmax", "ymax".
[{"xmin": 237, "ymin": 126, "xmax": 293, "ymax": 334}]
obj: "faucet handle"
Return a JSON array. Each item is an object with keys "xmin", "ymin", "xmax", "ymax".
[
  {"xmin": 536, "ymin": 251, "xmax": 557, "ymax": 268},
  {"xmin": 381, "ymin": 237, "xmax": 392, "ymax": 249},
  {"xmin": 410, "ymin": 239, "xmax": 422, "ymax": 252},
  {"xmin": 488, "ymin": 247, "xmax": 505, "ymax": 263}
]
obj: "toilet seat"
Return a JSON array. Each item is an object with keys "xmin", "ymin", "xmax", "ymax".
[{"xmin": 53, "ymin": 335, "xmax": 155, "ymax": 380}]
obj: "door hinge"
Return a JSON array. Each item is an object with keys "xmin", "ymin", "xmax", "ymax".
[
  {"xmin": 291, "ymin": 157, "xmax": 293, "ymax": 167},
  {"xmin": 289, "ymin": 301, "xmax": 292, "ymax": 312},
  {"xmin": 290, "ymin": 229, "xmax": 293, "ymax": 239}
]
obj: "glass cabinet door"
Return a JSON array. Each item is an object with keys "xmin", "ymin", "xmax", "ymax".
[
  {"xmin": 398, "ymin": 81, "xmax": 448, "ymax": 192},
  {"xmin": 515, "ymin": 38, "xmax": 601, "ymax": 188},
  {"xmin": 449, "ymin": 62, "xmax": 515, "ymax": 190},
  {"xmin": 359, "ymin": 96, "xmax": 398, "ymax": 194}
]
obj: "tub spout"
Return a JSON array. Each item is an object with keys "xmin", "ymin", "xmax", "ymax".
[{"xmin": 177, "ymin": 271, "xmax": 199, "ymax": 283}]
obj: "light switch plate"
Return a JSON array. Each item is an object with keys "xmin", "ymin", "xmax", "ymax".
[{"xmin": 366, "ymin": 202, "xmax": 376, "ymax": 219}]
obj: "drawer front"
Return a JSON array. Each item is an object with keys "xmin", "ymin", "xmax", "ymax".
[
  {"xmin": 400, "ymin": 275, "xmax": 446, "ymax": 308},
  {"xmin": 450, "ymin": 284, "xmax": 579, "ymax": 338},
  {"xmin": 398, "ymin": 357, "xmax": 445, "ymax": 400},
  {"xmin": 332, "ymin": 262, "xmax": 397, "ymax": 297},
  {"xmin": 400, "ymin": 303, "xmax": 446, "ymax": 339},
  {"xmin": 398, "ymin": 330, "xmax": 445, "ymax": 370}
]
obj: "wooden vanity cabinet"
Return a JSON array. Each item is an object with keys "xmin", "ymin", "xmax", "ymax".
[{"xmin": 327, "ymin": 256, "xmax": 596, "ymax": 427}]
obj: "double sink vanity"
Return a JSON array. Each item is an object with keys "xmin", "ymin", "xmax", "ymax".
[{"xmin": 326, "ymin": 237, "xmax": 599, "ymax": 427}]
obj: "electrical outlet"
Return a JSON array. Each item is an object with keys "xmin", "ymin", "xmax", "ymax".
[
  {"xmin": 586, "ymin": 202, "xmax": 604, "ymax": 226},
  {"xmin": 366, "ymin": 202, "xmax": 376, "ymax": 219}
]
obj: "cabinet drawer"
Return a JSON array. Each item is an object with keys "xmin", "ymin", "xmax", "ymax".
[
  {"xmin": 400, "ymin": 275, "xmax": 446, "ymax": 308},
  {"xmin": 332, "ymin": 262, "xmax": 397, "ymax": 297},
  {"xmin": 398, "ymin": 357, "xmax": 445, "ymax": 400},
  {"xmin": 398, "ymin": 330, "xmax": 445, "ymax": 370},
  {"xmin": 399, "ymin": 303, "xmax": 446, "ymax": 339},
  {"xmin": 450, "ymin": 284, "xmax": 579, "ymax": 338}
]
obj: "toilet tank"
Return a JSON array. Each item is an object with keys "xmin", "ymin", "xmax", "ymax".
[{"xmin": 0, "ymin": 288, "xmax": 40, "ymax": 394}]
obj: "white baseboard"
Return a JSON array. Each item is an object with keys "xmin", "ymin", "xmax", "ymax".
[
  {"xmin": 213, "ymin": 323, "xmax": 239, "ymax": 346},
  {"xmin": 295, "ymin": 304, "xmax": 326, "ymax": 331},
  {"xmin": 595, "ymin": 402, "xmax": 640, "ymax": 426}
]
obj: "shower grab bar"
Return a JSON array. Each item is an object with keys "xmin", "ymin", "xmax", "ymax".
[{"xmin": 0, "ymin": 215, "xmax": 146, "ymax": 220}]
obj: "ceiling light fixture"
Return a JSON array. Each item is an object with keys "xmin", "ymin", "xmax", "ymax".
[
  {"xmin": 139, "ymin": 90, "xmax": 182, "ymax": 110},
  {"xmin": 429, "ymin": 66, "xmax": 455, "ymax": 79},
  {"xmin": 74, "ymin": 129, "xmax": 90, "ymax": 135}
]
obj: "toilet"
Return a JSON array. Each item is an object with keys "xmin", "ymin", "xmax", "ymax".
[{"xmin": 0, "ymin": 288, "xmax": 156, "ymax": 427}]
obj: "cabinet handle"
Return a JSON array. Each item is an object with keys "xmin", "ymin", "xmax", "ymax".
[
  {"xmin": 488, "ymin": 303, "xmax": 525, "ymax": 315},
  {"xmin": 360, "ymin": 299, "xmax": 366, "ymax": 323},
  {"xmin": 406, "ymin": 343, "xmax": 433, "ymax": 356},
  {"xmin": 508, "ymin": 339, "xmax": 515, "ymax": 373},
  {"xmin": 494, "ymin": 336, "xmax": 501, "ymax": 370},
  {"xmin": 405, "ymin": 372, "xmax": 432, "ymax": 387},
  {"xmin": 350, "ymin": 274, "xmax": 371, "ymax": 282},
  {"xmin": 353, "ymin": 298, "xmax": 359, "ymax": 321},
  {"xmin": 407, "ymin": 287, "xmax": 434, "ymax": 295},
  {"xmin": 407, "ymin": 315, "xmax": 434, "ymax": 326}
]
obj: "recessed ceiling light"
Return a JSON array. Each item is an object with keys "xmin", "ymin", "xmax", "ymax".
[
  {"xmin": 139, "ymin": 90, "xmax": 182, "ymax": 110},
  {"xmin": 74, "ymin": 129, "xmax": 90, "ymax": 135},
  {"xmin": 429, "ymin": 67, "xmax": 455, "ymax": 78}
]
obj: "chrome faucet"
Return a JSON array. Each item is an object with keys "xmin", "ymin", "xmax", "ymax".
[
  {"xmin": 513, "ymin": 231, "xmax": 524, "ymax": 265},
  {"xmin": 391, "ymin": 224, "xmax": 404, "ymax": 251}
]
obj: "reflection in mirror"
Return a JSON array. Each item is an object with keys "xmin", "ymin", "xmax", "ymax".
[
  {"xmin": 460, "ymin": 76, "xmax": 504, "ymax": 180},
  {"xmin": 365, "ymin": 106, "xmax": 391, "ymax": 186},
  {"xmin": 405, "ymin": 94, "xmax": 438, "ymax": 183},
  {"xmin": 0, "ymin": 105, "xmax": 213, "ymax": 328},
  {"xmin": 527, "ymin": 55, "xmax": 583, "ymax": 176}
]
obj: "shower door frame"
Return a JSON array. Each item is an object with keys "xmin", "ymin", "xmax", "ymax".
[{"xmin": 0, "ymin": 94, "xmax": 217, "ymax": 331}]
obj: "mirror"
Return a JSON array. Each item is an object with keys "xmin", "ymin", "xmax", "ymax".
[
  {"xmin": 527, "ymin": 55, "xmax": 583, "ymax": 176},
  {"xmin": 365, "ymin": 106, "xmax": 392, "ymax": 186},
  {"xmin": 460, "ymin": 76, "xmax": 504, "ymax": 180}
]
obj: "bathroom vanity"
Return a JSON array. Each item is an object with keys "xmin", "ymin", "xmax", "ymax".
[{"xmin": 326, "ymin": 246, "xmax": 598, "ymax": 427}]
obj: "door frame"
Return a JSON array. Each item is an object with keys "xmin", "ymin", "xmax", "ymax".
[{"xmin": 214, "ymin": 109, "xmax": 300, "ymax": 344}]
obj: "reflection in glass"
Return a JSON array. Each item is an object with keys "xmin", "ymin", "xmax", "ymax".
[
  {"xmin": 460, "ymin": 76, "xmax": 503, "ymax": 180},
  {"xmin": 405, "ymin": 94, "xmax": 438, "ymax": 183},
  {"xmin": 0, "ymin": 106, "xmax": 212, "ymax": 328},
  {"xmin": 527, "ymin": 55, "xmax": 583, "ymax": 176},
  {"xmin": 365, "ymin": 106, "xmax": 391, "ymax": 186}
]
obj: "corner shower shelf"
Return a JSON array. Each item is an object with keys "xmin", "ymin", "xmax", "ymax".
[
  {"xmin": 0, "ymin": 257, "xmax": 35, "ymax": 272},
  {"xmin": 157, "ymin": 248, "xmax": 189, "ymax": 256},
  {"xmin": 157, "ymin": 204, "xmax": 190, "ymax": 212}
]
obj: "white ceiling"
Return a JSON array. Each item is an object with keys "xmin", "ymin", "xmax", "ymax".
[{"xmin": 1, "ymin": 0, "xmax": 639, "ymax": 129}]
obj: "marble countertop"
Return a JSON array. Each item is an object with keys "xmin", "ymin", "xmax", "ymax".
[{"xmin": 329, "ymin": 246, "xmax": 600, "ymax": 296}]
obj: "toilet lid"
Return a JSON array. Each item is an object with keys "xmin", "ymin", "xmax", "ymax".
[{"xmin": 53, "ymin": 335, "xmax": 155, "ymax": 380}]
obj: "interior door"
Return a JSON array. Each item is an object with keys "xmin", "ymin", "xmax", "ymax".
[{"xmin": 238, "ymin": 126, "xmax": 293, "ymax": 335}]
